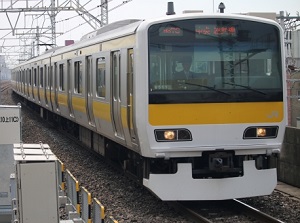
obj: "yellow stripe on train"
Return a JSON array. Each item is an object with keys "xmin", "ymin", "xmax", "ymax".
[
  {"xmin": 93, "ymin": 101, "xmax": 111, "ymax": 122},
  {"xmin": 148, "ymin": 102, "xmax": 284, "ymax": 125}
]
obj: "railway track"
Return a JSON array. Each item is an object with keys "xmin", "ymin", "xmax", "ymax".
[
  {"xmin": 0, "ymin": 80, "xmax": 11, "ymax": 92},
  {"xmin": 52, "ymin": 125, "xmax": 286, "ymax": 223},
  {"xmin": 0, "ymin": 80, "xmax": 12, "ymax": 104},
  {"xmin": 3, "ymin": 83, "xmax": 300, "ymax": 222},
  {"xmin": 170, "ymin": 199, "xmax": 285, "ymax": 223},
  {"xmin": 6, "ymin": 89, "xmax": 285, "ymax": 223},
  {"xmin": 42, "ymin": 121, "xmax": 286, "ymax": 223}
]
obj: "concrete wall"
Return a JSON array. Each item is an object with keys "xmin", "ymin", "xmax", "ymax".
[
  {"xmin": 274, "ymin": 127, "xmax": 300, "ymax": 187},
  {"xmin": 288, "ymin": 70, "xmax": 300, "ymax": 127}
]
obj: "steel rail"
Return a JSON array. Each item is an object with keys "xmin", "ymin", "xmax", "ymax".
[
  {"xmin": 232, "ymin": 199, "xmax": 285, "ymax": 223},
  {"xmin": 167, "ymin": 201, "xmax": 213, "ymax": 223}
]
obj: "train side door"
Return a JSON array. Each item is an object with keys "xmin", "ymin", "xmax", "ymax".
[
  {"xmin": 127, "ymin": 49, "xmax": 138, "ymax": 146},
  {"xmin": 44, "ymin": 65, "xmax": 48, "ymax": 106},
  {"xmin": 54, "ymin": 62, "xmax": 60, "ymax": 112},
  {"xmin": 33, "ymin": 67, "xmax": 37, "ymax": 101},
  {"xmin": 26, "ymin": 68, "xmax": 30, "ymax": 97},
  {"xmin": 86, "ymin": 56, "xmax": 95, "ymax": 127},
  {"xmin": 50, "ymin": 65, "xmax": 54, "ymax": 109},
  {"xmin": 111, "ymin": 51, "xmax": 124, "ymax": 139},
  {"xmin": 38, "ymin": 66, "xmax": 42, "ymax": 103},
  {"xmin": 67, "ymin": 60, "xmax": 75, "ymax": 118},
  {"xmin": 36, "ymin": 66, "xmax": 40, "ymax": 102},
  {"xmin": 30, "ymin": 68, "xmax": 33, "ymax": 100}
]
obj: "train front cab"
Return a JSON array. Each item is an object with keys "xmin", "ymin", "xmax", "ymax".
[{"xmin": 137, "ymin": 15, "xmax": 287, "ymax": 200}]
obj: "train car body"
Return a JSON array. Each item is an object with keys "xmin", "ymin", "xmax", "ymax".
[{"xmin": 11, "ymin": 13, "xmax": 287, "ymax": 200}]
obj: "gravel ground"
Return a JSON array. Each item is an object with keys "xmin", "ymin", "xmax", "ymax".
[
  {"xmin": 3, "ymin": 91, "xmax": 190, "ymax": 223},
  {"xmin": 2, "ymin": 89, "xmax": 300, "ymax": 223}
]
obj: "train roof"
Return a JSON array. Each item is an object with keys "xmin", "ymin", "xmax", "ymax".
[
  {"xmin": 49, "ymin": 19, "xmax": 143, "ymax": 57},
  {"xmin": 14, "ymin": 13, "xmax": 282, "ymax": 68},
  {"xmin": 139, "ymin": 12, "xmax": 281, "ymax": 27},
  {"xmin": 15, "ymin": 19, "xmax": 143, "ymax": 67},
  {"xmin": 80, "ymin": 19, "xmax": 142, "ymax": 41}
]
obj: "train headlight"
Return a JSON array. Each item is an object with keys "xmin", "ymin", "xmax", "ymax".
[
  {"xmin": 164, "ymin": 130, "xmax": 176, "ymax": 140},
  {"xmin": 257, "ymin": 128, "xmax": 267, "ymax": 137},
  {"xmin": 154, "ymin": 129, "xmax": 192, "ymax": 142},
  {"xmin": 243, "ymin": 126, "xmax": 278, "ymax": 139}
]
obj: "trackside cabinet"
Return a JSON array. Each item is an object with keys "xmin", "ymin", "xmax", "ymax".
[
  {"xmin": 11, "ymin": 143, "xmax": 59, "ymax": 223},
  {"xmin": 0, "ymin": 105, "xmax": 21, "ymax": 223}
]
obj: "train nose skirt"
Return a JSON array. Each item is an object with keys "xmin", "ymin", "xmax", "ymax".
[{"xmin": 143, "ymin": 160, "xmax": 277, "ymax": 201}]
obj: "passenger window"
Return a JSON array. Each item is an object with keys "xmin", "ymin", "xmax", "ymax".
[
  {"xmin": 74, "ymin": 61, "xmax": 82, "ymax": 94},
  {"xmin": 40, "ymin": 67, "xmax": 43, "ymax": 87},
  {"xmin": 34, "ymin": 68, "xmax": 37, "ymax": 87},
  {"xmin": 50, "ymin": 66, "xmax": 54, "ymax": 90},
  {"xmin": 29, "ymin": 69, "xmax": 32, "ymax": 86},
  {"xmin": 47, "ymin": 66, "xmax": 51, "ymax": 89},
  {"xmin": 96, "ymin": 57, "xmax": 106, "ymax": 98},
  {"xmin": 44, "ymin": 65, "xmax": 47, "ymax": 88},
  {"xmin": 59, "ymin": 64, "xmax": 65, "ymax": 91}
]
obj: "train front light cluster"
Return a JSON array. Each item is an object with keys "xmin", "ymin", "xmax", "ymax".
[
  {"xmin": 164, "ymin": 130, "xmax": 176, "ymax": 140},
  {"xmin": 155, "ymin": 129, "xmax": 192, "ymax": 142},
  {"xmin": 243, "ymin": 126, "xmax": 278, "ymax": 139},
  {"xmin": 257, "ymin": 128, "xmax": 267, "ymax": 137}
]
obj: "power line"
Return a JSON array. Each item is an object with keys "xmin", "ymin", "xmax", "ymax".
[
  {"xmin": 0, "ymin": 0, "xmax": 112, "ymax": 66},
  {"xmin": 56, "ymin": 0, "xmax": 133, "ymax": 39}
]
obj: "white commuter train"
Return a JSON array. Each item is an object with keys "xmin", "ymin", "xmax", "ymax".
[{"xmin": 11, "ymin": 12, "xmax": 287, "ymax": 200}]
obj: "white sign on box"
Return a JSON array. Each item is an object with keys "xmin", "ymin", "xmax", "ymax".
[{"xmin": 0, "ymin": 105, "xmax": 21, "ymax": 144}]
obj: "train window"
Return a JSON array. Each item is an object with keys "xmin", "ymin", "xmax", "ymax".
[
  {"xmin": 24, "ymin": 69, "xmax": 27, "ymax": 88},
  {"xmin": 59, "ymin": 64, "xmax": 65, "ymax": 91},
  {"xmin": 74, "ymin": 61, "xmax": 82, "ymax": 94},
  {"xmin": 18, "ymin": 71, "xmax": 20, "ymax": 90},
  {"xmin": 34, "ymin": 68, "xmax": 37, "ymax": 87},
  {"xmin": 44, "ymin": 65, "xmax": 47, "ymax": 88},
  {"xmin": 54, "ymin": 63, "xmax": 58, "ymax": 90},
  {"xmin": 25, "ymin": 69, "xmax": 28, "ymax": 85},
  {"xmin": 112, "ymin": 52, "xmax": 120, "ymax": 100},
  {"xmin": 127, "ymin": 49, "xmax": 137, "ymax": 141},
  {"xmin": 47, "ymin": 66, "xmax": 51, "ymax": 88},
  {"xmin": 22, "ymin": 70, "xmax": 24, "ymax": 85},
  {"xmin": 96, "ymin": 57, "xmax": 106, "ymax": 98},
  {"xmin": 29, "ymin": 69, "xmax": 32, "ymax": 86},
  {"xmin": 50, "ymin": 66, "xmax": 53, "ymax": 90},
  {"xmin": 148, "ymin": 18, "xmax": 283, "ymax": 104},
  {"xmin": 24, "ymin": 70, "xmax": 26, "ymax": 84},
  {"xmin": 40, "ymin": 67, "xmax": 44, "ymax": 87}
]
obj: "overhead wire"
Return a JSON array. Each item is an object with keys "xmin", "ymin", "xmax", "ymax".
[
  {"xmin": 55, "ymin": 0, "xmax": 133, "ymax": 39},
  {"xmin": 1, "ymin": 0, "xmax": 134, "ymax": 65}
]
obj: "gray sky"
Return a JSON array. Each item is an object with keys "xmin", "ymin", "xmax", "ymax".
[
  {"xmin": 0, "ymin": 0, "xmax": 299, "ymax": 67},
  {"xmin": 107, "ymin": 0, "xmax": 299, "ymax": 22},
  {"xmin": 67, "ymin": 0, "xmax": 300, "ymax": 43}
]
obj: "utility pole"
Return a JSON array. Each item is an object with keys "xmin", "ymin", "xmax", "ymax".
[
  {"xmin": 101, "ymin": 0, "xmax": 108, "ymax": 26},
  {"xmin": 36, "ymin": 26, "xmax": 40, "ymax": 56},
  {"xmin": 50, "ymin": 0, "xmax": 56, "ymax": 47},
  {"xmin": 277, "ymin": 11, "xmax": 300, "ymax": 126},
  {"xmin": 0, "ymin": 0, "xmax": 133, "ymax": 67},
  {"xmin": 0, "ymin": 0, "xmax": 103, "ymax": 62},
  {"xmin": 277, "ymin": 11, "xmax": 300, "ymax": 67}
]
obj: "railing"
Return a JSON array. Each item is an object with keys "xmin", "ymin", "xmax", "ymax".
[{"xmin": 58, "ymin": 159, "xmax": 118, "ymax": 223}]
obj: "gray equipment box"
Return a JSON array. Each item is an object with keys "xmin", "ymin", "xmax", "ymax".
[
  {"xmin": 11, "ymin": 143, "xmax": 59, "ymax": 223},
  {"xmin": 0, "ymin": 105, "xmax": 21, "ymax": 223}
]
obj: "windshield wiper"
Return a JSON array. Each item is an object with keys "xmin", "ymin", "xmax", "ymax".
[
  {"xmin": 223, "ymin": 82, "xmax": 266, "ymax": 95},
  {"xmin": 184, "ymin": 82, "xmax": 231, "ymax": 96}
]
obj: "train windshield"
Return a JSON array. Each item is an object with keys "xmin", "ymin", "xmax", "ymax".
[{"xmin": 148, "ymin": 18, "xmax": 283, "ymax": 104}]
